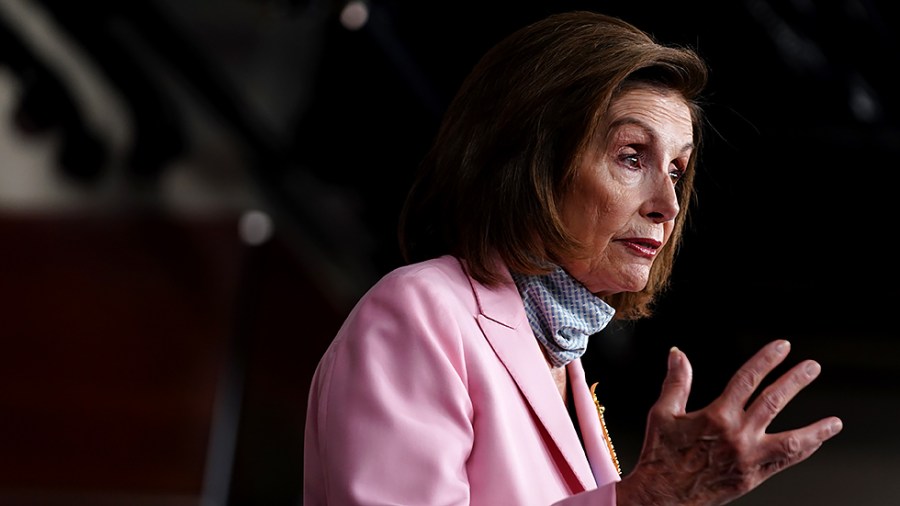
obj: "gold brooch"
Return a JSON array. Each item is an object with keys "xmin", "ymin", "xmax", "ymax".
[{"xmin": 590, "ymin": 382, "xmax": 621, "ymax": 475}]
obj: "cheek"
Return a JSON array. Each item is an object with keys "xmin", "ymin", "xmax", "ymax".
[
  {"xmin": 662, "ymin": 221, "xmax": 675, "ymax": 245},
  {"xmin": 565, "ymin": 195, "xmax": 616, "ymax": 245},
  {"xmin": 561, "ymin": 168, "xmax": 626, "ymax": 244}
]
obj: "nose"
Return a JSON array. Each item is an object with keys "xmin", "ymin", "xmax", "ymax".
[{"xmin": 643, "ymin": 174, "xmax": 680, "ymax": 223}]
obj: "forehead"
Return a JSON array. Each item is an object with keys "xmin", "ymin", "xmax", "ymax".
[{"xmin": 604, "ymin": 87, "xmax": 693, "ymax": 144}]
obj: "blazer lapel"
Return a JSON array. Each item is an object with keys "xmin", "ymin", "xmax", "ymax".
[
  {"xmin": 569, "ymin": 360, "xmax": 623, "ymax": 487},
  {"xmin": 462, "ymin": 257, "xmax": 596, "ymax": 492}
]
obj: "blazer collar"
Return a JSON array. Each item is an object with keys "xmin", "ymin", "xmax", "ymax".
[{"xmin": 460, "ymin": 255, "xmax": 598, "ymax": 492}]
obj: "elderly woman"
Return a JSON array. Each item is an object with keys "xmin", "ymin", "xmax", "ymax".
[{"xmin": 303, "ymin": 10, "xmax": 842, "ymax": 506}]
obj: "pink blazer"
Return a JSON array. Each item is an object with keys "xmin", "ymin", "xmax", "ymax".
[{"xmin": 304, "ymin": 254, "xmax": 621, "ymax": 505}]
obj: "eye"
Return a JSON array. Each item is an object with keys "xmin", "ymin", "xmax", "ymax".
[
  {"xmin": 669, "ymin": 157, "xmax": 689, "ymax": 185},
  {"xmin": 618, "ymin": 149, "xmax": 643, "ymax": 169},
  {"xmin": 669, "ymin": 162, "xmax": 687, "ymax": 185}
]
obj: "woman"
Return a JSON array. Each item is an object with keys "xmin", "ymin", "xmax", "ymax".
[{"xmin": 303, "ymin": 10, "xmax": 842, "ymax": 506}]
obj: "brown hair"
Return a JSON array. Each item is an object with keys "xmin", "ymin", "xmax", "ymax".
[{"xmin": 398, "ymin": 11, "xmax": 708, "ymax": 319}]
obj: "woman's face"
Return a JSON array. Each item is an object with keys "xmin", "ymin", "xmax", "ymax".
[{"xmin": 560, "ymin": 86, "xmax": 693, "ymax": 296}]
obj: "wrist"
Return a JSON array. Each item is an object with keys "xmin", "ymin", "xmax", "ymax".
[{"xmin": 615, "ymin": 472, "xmax": 678, "ymax": 506}]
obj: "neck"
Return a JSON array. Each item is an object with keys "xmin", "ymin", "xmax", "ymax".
[{"xmin": 548, "ymin": 361, "xmax": 567, "ymax": 404}]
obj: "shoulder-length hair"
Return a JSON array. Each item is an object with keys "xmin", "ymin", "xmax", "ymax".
[{"xmin": 398, "ymin": 11, "xmax": 709, "ymax": 320}]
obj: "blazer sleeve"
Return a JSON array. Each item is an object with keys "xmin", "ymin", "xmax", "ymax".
[{"xmin": 304, "ymin": 266, "xmax": 475, "ymax": 505}]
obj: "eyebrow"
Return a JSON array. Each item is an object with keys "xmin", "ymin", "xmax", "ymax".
[{"xmin": 608, "ymin": 117, "xmax": 694, "ymax": 154}]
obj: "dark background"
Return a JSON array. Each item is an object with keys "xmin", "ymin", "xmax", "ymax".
[{"xmin": 0, "ymin": 0, "xmax": 898, "ymax": 505}]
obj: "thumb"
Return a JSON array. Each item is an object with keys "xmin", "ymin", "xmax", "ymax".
[{"xmin": 656, "ymin": 346, "xmax": 693, "ymax": 416}]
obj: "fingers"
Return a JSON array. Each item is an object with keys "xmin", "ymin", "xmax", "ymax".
[
  {"xmin": 759, "ymin": 416, "xmax": 844, "ymax": 474},
  {"xmin": 745, "ymin": 359, "xmax": 821, "ymax": 430},
  {"xmin": 719, "ymin": 339, "xmax": 790, "ymax": 409},
  {"xmin": 631, "ymin": 341, "xmax": 843, "ymax": 506},
  {"xmin": 655, "ymin": 346, "xmax": 693, "ymax": 416}
]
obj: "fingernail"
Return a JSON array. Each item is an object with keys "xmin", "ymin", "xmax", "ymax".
[
  {"xmin": 806, "ymin": 361, "xmax": 821, "ymax": 377},
  {"xmin": 776, "ymin": 340, "xmax": 790, "ymax": 353},
  {"xmin": 668, "ymin": 346, "xmax": 680, "ymax": 369},
  {"xmin": 831, "ymin": 419, "xmax": 844, "ymax": 436}
]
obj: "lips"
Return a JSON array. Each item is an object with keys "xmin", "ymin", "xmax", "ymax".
[{"xmin": 616, "ymin": 237, "xmax": 662, "ymax": 258}]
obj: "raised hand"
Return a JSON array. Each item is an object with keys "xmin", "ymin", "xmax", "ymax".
[{"xmin": 616, "ymin": 340, "xmax": 843, "ymax": 506}]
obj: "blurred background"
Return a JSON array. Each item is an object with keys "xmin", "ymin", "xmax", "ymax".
[{"xmin": 0, "ymin": 0, "xmax": 898, "ymax": 505}]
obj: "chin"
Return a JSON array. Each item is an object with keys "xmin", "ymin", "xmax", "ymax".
[
  {"xmin": 574, "ymin": 265, "xmax": 649, "ymax": 295},
  {"xmin": 589, "ymin": 281, "xmax": 645, "ymax": 297},
  {"xmin": 613, "ymin": 275, "xmax": 651, "ymax": 294}
]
